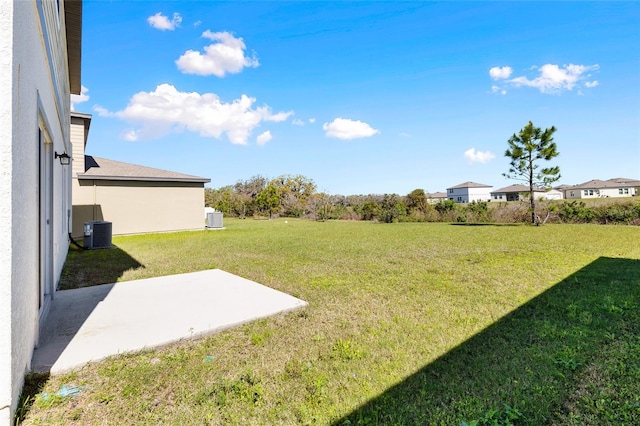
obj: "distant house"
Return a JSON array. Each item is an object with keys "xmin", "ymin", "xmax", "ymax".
[
  {"xmin": 554, "ymin": 184, "xmax": 574, "ymax": 194},
  {"xmin": 71, "ymin": 112, "xmax": 211, "ymax": 237},
  {"xmin": 564, "ymin": 178, "xmax": 640, "ymax": 199},
  {"xmin": 491, "ymin": 184, "xmax": 563, "ymax": 202},
  {"xmin": 446, "ymin": 182, "xmax": 492, "ymax": 203},
  {"xmin": 1, "ymin": 1, "xmax": 82, "ymax": 422},
  {"xmin": 426, "ymin": 192, "xmax": 448, "ymax": 204}
]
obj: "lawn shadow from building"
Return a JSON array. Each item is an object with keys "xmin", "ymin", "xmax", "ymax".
[
  {"xmin": 31, "ymin": 245, "xmax": 144, "ymax": 374},
  {"xmin": 335, "ymin": 256, "xmax": 640, "ymax": 425},
  {"xmin": 58, "ymin": 244, "xmax": 144, "ymax": 290}
]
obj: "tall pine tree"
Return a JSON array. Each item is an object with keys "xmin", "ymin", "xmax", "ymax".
[{"xmin": 503, "ymin": 121, "xmax": 560, "ymax": 224}]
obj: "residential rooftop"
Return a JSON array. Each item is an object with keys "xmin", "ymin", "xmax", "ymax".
[
  {"xmin": 447, "ymin": 181, "xmax": 492, "ymax": 189},
  {"xmin": 492, "ymin": 184, "xmax": 547, "ymax": 193},
  {"xmin": 78, "ymin": 156, "xmax": 211, "ymax": 183},
  {"xmin": 568, "ymin": 178, "xmax": 640, "ymax": 190}
]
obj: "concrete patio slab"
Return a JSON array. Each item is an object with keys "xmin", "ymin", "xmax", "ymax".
[{"xmin": 31, "ymin": 269, "xmax": 307, "ymax": 374}]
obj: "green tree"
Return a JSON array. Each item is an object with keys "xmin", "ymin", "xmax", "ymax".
[
  {"xmin": 405, "ymin": 189, "xmax": 428, "ymax": 215},
  {"xmin": 256, "ymin": 184, "xmax": 281, "ymax": 219},
  {"xmin": 310, "ymin": 192, "xmax": 332, "ymax": 221},
  {"xmin": 358, "ymin": 200, "xmax": 380, "ymax": 221},
  {"xmin": 270, "ymin": 174, "xmax": 316, "ymax": 217},
  {"xmin": 503, "ymin": 121, "xmax": 560, "ymax": 224},
  {"xmin": 379, "ymin": 194, "xmax": 406, "ymax": 223}
]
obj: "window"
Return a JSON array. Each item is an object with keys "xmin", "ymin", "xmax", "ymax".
[
  {"xmin": 448, "ymin": 189, "xmax": 454, "ymax": 194},
  {"xmin": 457, "ymin": 196, "xmax": 462, "ymax": 202},
  {"xmin": 584, "ymin": 190, "xmax": 588, "ymax": 196},
  {"xmin": 619, "ymin": 188, "xmax": 624, "ymax": 194},
  {"xmin": 624, "ymin": 188, "xmax": 629, "ymax": 194}
]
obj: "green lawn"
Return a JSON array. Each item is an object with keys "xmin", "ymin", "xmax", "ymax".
[{"xmin": 20, "ymin": 219, "xmax": 640, "ymax": 425}]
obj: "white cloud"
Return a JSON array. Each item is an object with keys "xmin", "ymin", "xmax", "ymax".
[
  {"xmin": 93, "ymin": 105, "xmax": 112, "ymax": 117},
  {"xmin": 176, "ymin": 31, "xmax": 259, "ymax": 77},
  {"xmin": 489, "ymin": 66, "xmax": 512, "ymax": 80},
  {"xmin": 464, "ymin": 148, "xmax": 495, "ymax": 164},
  {"xmin": 120, "ymin": 130, "xmax": 139, "ymax": 142},
  {"xmin": 112, "ymin": 84, "xmax": 292, "ymax": 145},
  {"xmin": 509, "ymin": 63, "xmax": 600, "ymax": 94},
  {"xmin": 267, "ymin": 111, "xmax": 293, "ymax": 122},
  {"xmin": 193, "ymin": 20, "xmax": 202, "ymax": 28},
  {"xmin": 323, "ymin": 118, "xmax": 379, "ymax": 140},
  {"xmin": 490, "ymin": 85, "xmax": 507, "ymax": 95},
  {"xmin": 399, "ymin": 132, "xmax": 411, "ymax": 137},
  {"xmin": 256, "ymin": 131, "xmax": 272, "ymax": 146},
  {"xmin": 147, "ymin": 12, "xmax": 182, "ymax": 31},
  {"xmin": 292, "ymin": 118, "xmax": 305, "ymax": 126},
  {"xmin": 585, "ymin": 80, "xmax": 599, "ymax": 88},
  {"xmin": 70, "ymin": 85, "xmax": 89, "ymax": 111},
  {"xmin": 308, "ymin": 118, "xmax": 316, "ymax": 124}
]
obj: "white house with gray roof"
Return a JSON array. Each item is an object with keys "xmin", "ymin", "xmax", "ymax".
[
  {"xmin": 426, "ymin": 192, "xmax": 448, "ymax": 204},
  {"xmin": 564, "ymin": 178, "xmax": 640, "ymax": 199},
  {"xmin": 446, "ymin": 181, "xmax": 492, "ymax": 203}
]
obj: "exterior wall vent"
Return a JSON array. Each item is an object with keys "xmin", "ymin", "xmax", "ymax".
[{"xmin": 83, "ymin": 221, "xmax": 112, "ymax": 249}]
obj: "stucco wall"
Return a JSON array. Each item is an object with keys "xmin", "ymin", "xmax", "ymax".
[
  {"xmin": 567, "ymin": 187, "xmax": 637, "ymax": 199},
  {"xmin": 467, "ymin": 187, "xmax": 492, "ymax": 203},
  {"xmin": 0, "ymin": 3, "xmax": 15, "ymax": 424},
  {"xmin": 1, "ymin": 1, "xmax": 72, "ymax": 423},
  {"xmin": 73, "ymin": 180, "xmax": 206, "ymax": 237},
  {"xmin": 449, "ymin": 187, "xmax": 491, "ymax": 203}
]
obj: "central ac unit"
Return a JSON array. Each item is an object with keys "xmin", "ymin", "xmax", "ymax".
[
  {"xmin": 83, "ymin": 221, "xmax": 112, "ymax": 249},
  {"xmin": 206, "ymin": 211, "xmax": 223, "ymax": 228}
]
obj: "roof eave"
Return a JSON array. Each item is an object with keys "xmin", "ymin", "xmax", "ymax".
[
  {"xmin": 77, "ymin": 175, "xmax": 211, "ymax": 183},
  {"xmin": 71, "ymin": 111, "xmax": 92, "ymax": 146},
  {"xmin": 65, "ymin": 0, "xmax": 82, "ymax": 95}
]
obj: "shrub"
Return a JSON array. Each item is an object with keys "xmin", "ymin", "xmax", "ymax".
[
  {"xmin": 379, "ymin": 194, "xmax": 406, "ymax": 223},
  {"xmin": 558, "ymin": 201, "xmax": 596, "ymax": 223},
  {"xmin": 594, "ymin": 201, "xmax": 640, "ymax": 224},
  {"xmin": 465, "ymin": 201, "xmax": 493, "ymax": 223}
]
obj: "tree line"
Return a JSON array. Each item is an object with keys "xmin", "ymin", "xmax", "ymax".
[
  {"xmin": 205, "ymin": 122, "xmax": 639, "ymax": 225},
  {"xmin": 204, "ymin": 176, "xmax": 640, "ymax": 225}
]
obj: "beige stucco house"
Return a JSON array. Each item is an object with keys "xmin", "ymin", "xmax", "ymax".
[
  {"xmin": 0, "ymin": 1, "xmax": 81, "ymax": 423},
  {"xmin": 491, "ymin": 184, "xmax": 563, "ymax": 202},
  {"xmin": 71, "ymin": 112, "xmax": 210, "ymax": 237},
  {"xmin": 564, "ymin": 178, "xmax": 640, "ymax": 199},
  {"xmin": 426, "ymin": 192, "xmax": 448, "ymax": 204}
]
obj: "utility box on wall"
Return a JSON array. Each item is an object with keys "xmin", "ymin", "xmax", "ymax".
[
  {"xmin": 83, "ymin": 221, "xmax": 112, "ymax": 249},
  {"xmin": 206, "ymin": 212, "xmax": 223, "ymax": 229}
]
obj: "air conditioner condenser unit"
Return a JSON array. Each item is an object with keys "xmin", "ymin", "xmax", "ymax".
[{"xmin": 83, "ymin": 221, "xmax": 112, "ymax": 249}]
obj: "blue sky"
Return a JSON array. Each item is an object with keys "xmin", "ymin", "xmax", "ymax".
[{"xmin": 72, "ymin": 1, "xmax": 640, "ymax": 195}]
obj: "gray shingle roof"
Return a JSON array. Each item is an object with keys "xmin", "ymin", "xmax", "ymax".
[
  {"xmin": 427, "ymin": 192, "xmax": 448, "ymax": 198},
  {"xmin": 447, "ymin": 181, "xmax": 492, "ymax": 190},
  {"xmin": 569, "ymin": 178, "xmax": 640, "ymax": 190},
  {"xmin": 78, "ymin": 156, "xmax": 210, "ymax": 183},
  {"xmin": 492, "ymin": 184, "xmax": 546, "ymax": 193}
]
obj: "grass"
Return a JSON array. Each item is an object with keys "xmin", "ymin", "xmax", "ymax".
[{"xmin": 19, "ymin": 219, "xmax": 640, "ymax": 425}]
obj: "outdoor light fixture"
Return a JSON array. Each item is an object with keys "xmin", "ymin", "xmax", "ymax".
[{"xmin": 55, "ymin": 151, "xmax": 71, "ymax": 165}]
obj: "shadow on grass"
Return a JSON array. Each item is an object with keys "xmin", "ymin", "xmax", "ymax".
[
  {"xmin": 14, "ymin": 372, "xmax": 50, "ymax": 424},
  {"xmin": 59, "ymin": 244, "xmax": 144, "ymax": 290},
  {"xmin": 335, "ymin": 257, "xmax": 640, "ymax": 425},
  {"xmin": 449, "ymin": 223, "xmax": 522, "ymax": 227},
  {"xmin": 30, "ymin": 245, "xmax": 144, "ymax": 373}
]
